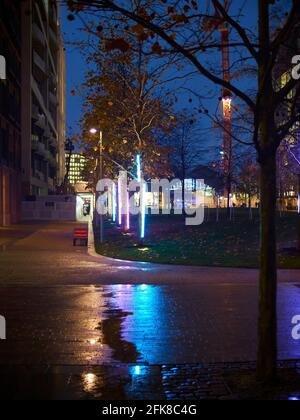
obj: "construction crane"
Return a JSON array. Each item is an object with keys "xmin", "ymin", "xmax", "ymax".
[{"xmin": 204, "ymin": 0, "xmax": 233, "ymax": 208}]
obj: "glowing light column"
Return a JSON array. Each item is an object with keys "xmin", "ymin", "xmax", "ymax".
[
  {"xmin": 125, "ymin": 190, "xmax": 130, "ymax": 231},
  {"xmin": 140, "ymin": 182, "xmax": 146, "ymax": 240},
  {"xmin": 112, "ymin": 183, "xmax": 117, "ymax": 223},
  {"xmin": 136, "ymin": 154, "xmax": 141, "ymax": 182},
  {"xmin": 118, "ymin": 177, "xmax": 122, "ymax": 226},
  {"xmin": 137, "ymin": 154, "xmax": 146, "ymax": 240}
]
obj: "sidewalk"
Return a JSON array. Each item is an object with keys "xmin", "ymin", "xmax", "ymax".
[{"xmin": 0, "ymin": 223, "xmax": 40, "ymax": 247}]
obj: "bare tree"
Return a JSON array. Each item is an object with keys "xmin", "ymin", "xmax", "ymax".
[
  {"xmin": 165, "ymin": 114, "xmax": 202, "ymax": 210},
  {"xmin": 237, "ymin": 158, "xmax": 259, "ymax": 216}
]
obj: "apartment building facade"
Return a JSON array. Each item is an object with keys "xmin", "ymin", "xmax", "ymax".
[
  {"xmin": 0, "ymin": 1, "xmax": 22, "ymax": 226},
  {"xmin": 21, "ymin": 0, "xmax": 66, "ymax": 198}
]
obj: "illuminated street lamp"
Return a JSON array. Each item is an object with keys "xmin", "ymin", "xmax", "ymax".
[{"xmin": 90, "ymin": 128, "xmax": 104, "ymax": 244}]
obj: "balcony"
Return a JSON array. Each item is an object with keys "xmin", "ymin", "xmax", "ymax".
[
  {"xmin": 37, "ymin": 142, "xmax": 47, "ymax": 158},
  {"xmin": 49, "ymin": 27, "xmax": 57, "ymax": 44},
  {"xmin": 49, "ymin": 74, "xmax": 57, "ymax": 91},
  {"xmin": 33, "ymin": 170, "xmax": 46, "ymax": 183},
  {"xmin": 32, "ymin": 138, "xmax": 48, "ymax": 159},
  {"xmin": 35, "ymin": 113, "xmax": 46, "ymax": 131},
  {"xmin": 44, "ymin": 150, "xmax": 57, "ymax": 167},
  {"xmin": 33, "ymin": 50, "xmax": 47, "ymax": 74},
  {"xmin": 49, "ymin": 155, "xmax": 57, "ymax": 168},
  {"xmin": 32, "ymin": 105, "xmax": 40, "ymax": 121},
  {"xmin": 31, "ymin": 135, "xmax": 39, "ymax": 151},
  {"xmin": 49, "ymin": 136, "xmax": 57, "ymax": 147},
  {"xmin": 31, "ymin": 77, "xmax": 46, "ymax": 111},
  {"xmin": 48, "ymin": 177, "xmax": 55, "ymax": 191},
  {"xmin": 32, "ymin": 23, "xmax": 45, "ymax": 46},
  {"xmin": 49, "ymin": 91, "xmax": 58, "ymax": 105},
  {"xmin": 32, "ymin": 77, "xmax": 58, "ymax": 135},
  {"xmin": 44, "ymin": 126, "xmax": 51, "ymax": 139}
]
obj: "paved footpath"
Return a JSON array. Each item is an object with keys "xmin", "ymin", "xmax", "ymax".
[{"xmin": 0, "ymin": 222, "xmax": 300, "ymax": 400}]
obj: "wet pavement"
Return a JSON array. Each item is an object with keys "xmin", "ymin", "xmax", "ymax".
[
  {"xmin": 0, "ymin": 222, "xmax": 300, "ymax": 399},
  {"xmin": 0, "ymin": 283, "xmax": 300, "ymax": 366}
]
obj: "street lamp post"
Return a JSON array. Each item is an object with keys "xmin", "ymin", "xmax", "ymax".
[{"xmin": 90, "ymin": 128, "xmax": 104, "ymax": 244}]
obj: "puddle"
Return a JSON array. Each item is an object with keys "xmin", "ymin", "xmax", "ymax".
[
  {"xmin": 98, "ymin": 308, "xmax": 141, "ymax": 363},
  {"xmin": 101, "ymin": 284, "xmax": 167, "ymax": 364},
  {"xmin": 101, "ymin": 283, "xmax": 300, "ymax": 365}
]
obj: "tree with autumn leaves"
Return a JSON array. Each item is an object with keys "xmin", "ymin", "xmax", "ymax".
[
  {"xmin": 66, "ymin": 0, "xmax": 300, "ymax": 383},
  {"xmin": 78, "ymin": 24, "xmax": 178, "ymax": 186}
]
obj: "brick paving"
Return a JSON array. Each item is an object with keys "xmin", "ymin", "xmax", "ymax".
[{"xmin": 1, "ymin": 362, "xmax": 300, "ymax": 400}]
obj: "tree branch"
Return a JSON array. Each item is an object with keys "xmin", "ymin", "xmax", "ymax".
[{"xmin": 73, "ymin": 0, "xmax": 256, "ymax": 111}]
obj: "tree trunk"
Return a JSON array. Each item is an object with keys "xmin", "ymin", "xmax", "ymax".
[
  {"xmin": 257, "ymin": 151, "xmax": 278, "ymax": 383},
  {"xmin": 297, "ymin": 213, "xmax": 300, "ymax": 251},
  {"xmin": 256, "ymin": 0, "xmax": 278, "ymax": 384}
]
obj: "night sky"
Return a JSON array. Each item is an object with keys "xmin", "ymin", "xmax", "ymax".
[{"xmin": 60, "ymin": 1, "xmax": 259, "ymax": 164}]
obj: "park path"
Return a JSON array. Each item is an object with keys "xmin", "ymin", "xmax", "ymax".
[{"xmin": 0, "ymin": 221, "xmax": 300, "ymax": 286}]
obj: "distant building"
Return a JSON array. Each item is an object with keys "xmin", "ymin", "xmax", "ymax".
[
  {"xmin": 66, "ymin": 153, "xmax": 88, "ymax": 186},
  {"xmin": 274, "ymin": 15, "xmax": 300, "ymax": 210},
  {"xmin": 274, "ymin": 21, "xmax": 300, "ymax": 128},
  {"xmin": 21, "ymin": 0, "xmax": 66, "ymax": 197},
  {"xmin": 0, "ymin": 0, "xmax": 22, "ymax": 226}
]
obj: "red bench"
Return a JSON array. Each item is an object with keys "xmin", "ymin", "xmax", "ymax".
[{"xmin": 73, "ymin": 228, "xmax": 88, "ymax": 246}]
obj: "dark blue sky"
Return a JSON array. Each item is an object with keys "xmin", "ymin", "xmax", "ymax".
[
  {"xmin": 60, "ymin": 1, "xmax": 259, "ymax": 162},
  {"xmin": 61, "ymin": 5, "xmax": 87, "ymax": 138}
]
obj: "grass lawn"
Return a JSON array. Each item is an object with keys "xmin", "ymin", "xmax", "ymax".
[{"xmin": 94, "ymin": 209, "xmax": 300, "ymax": 268}]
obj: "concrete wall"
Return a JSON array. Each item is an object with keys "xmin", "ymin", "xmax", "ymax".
[{"xmin": 21, "ymin": 195, "xmax": 76, "ymax": 221}]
